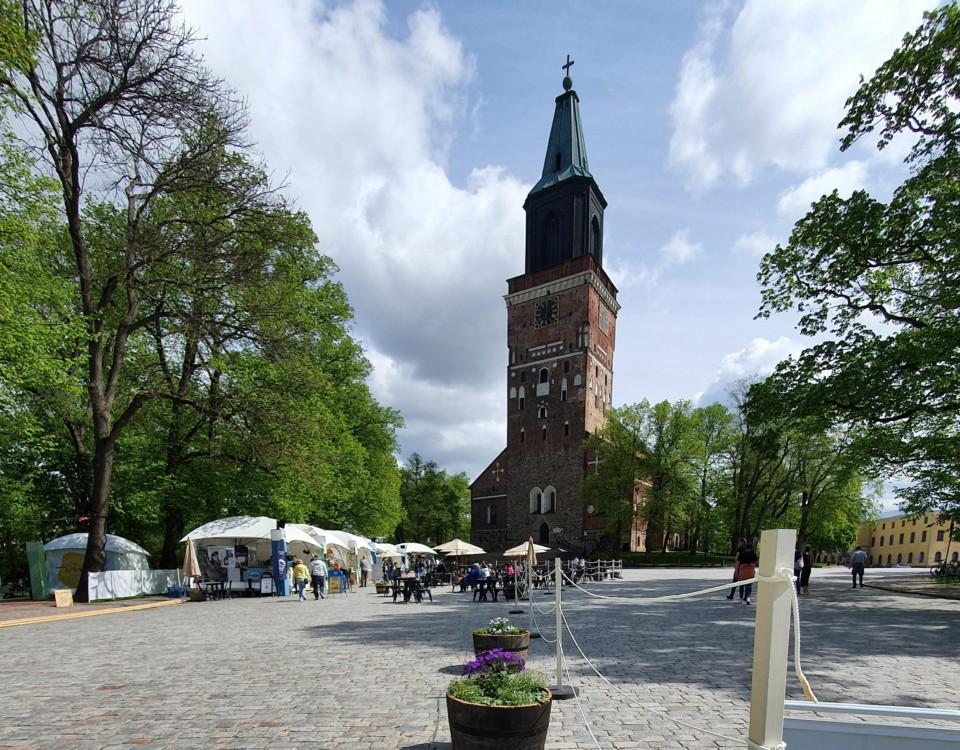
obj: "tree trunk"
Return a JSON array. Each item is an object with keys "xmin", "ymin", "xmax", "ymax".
[{"xmin": 74, "ymin": 439, "xmax": 114, "ymax": 602}]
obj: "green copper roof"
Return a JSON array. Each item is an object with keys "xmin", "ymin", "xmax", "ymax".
[{"xmin": 530, "ymin": 85, "xmax": 593, "ymax": 195}]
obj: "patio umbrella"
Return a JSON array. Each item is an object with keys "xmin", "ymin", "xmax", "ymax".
[
  {"xmin": 376, "ymin": 542, "xmax": 403, "ymax": 558},
  {"xmin": 435, "ymin": 538, "xmax": 484, "ymax": 555},
  {"xmin": 182, "ymin": 539, "xmax": 201, "ymax": 585},
  {"xmin": 503, "ymin": 541, "xmax": 551, "ymax": 557}
]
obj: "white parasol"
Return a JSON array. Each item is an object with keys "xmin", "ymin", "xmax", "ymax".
[
  {"xmin": 397, "ymin": 542, "xmax": 438, "ymax": 555},
  {"xmin": 435, "ymin": 538, "xmax": 485, "ymax": 555}
]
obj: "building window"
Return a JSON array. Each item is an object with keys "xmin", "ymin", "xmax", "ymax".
[
  {"xmin": 889, "ymin": 535, "xmax": 894, "ymax": 545},
  {"xmin": 922, "ymin": 530, "xmax": 927, "ymax": 542},
  {"xmin": 908, "ymin": 552, "xmax": 913, "ymax": 563},
  {"xmin": 529, "ymin": 488, "xmax": 542, "ymax": 514},
  {"xmin": 879, "ymin": 536, "xmax": 883, "ymax": 546},
  {"xmin": 561, "ymin": 378, "xmax": 568, "ymax": 402},
  {"xmin": 539, "ymin": 368, "xmax": 549, "ymax": 384},
  {"xmin": 486, "ymin": 505, "xmax": 497, "ymax": 527},
  {"xmin": 538, "ymin": 406, "xmax": 547, "ymax": 419},
  {"xmin": 902, "ymin": 520, "xmax": 905, "ymax": 527},
  {"xmin": 897, "ymin": 553, "xmax": 903, "ymax": 564},
  {"xmin": 590, "ymin": 215, "xmax": 601, "ymax": 260},
  {"xmin": 899, "ymin": 533, "xmax": 904, "ymax": 544},
  {"xmin": 871, "ymin": 537, "xmax": 875, "ymax": 547},
  {"xmin": 518, "ymin": 386, "xmax": 525, "ymax": 411},
  {"xmin": 882, "ymin": 523, "xmax": 885, "ymax": 530},
  {"xmin": 887, "ymin": 554, "xmax": 892, "ymax": 565},
  {"xmin": 521, "ymin": 371, "xmax": 526, "ymax": 382},
  {"xmin": 910, "ymin": 532, "xmax": 915, "ymax": 543},
  {"xmin": 937, "ymin": 530, "xmax": 946, "ymax": 541},
  {"xmin": 509, "ymin": 387, "xmax": 517, "ymax": 399},
  {"xmin": 563, "ymin": 360, "xmax": 570, "ymax": 373},
  {"xmin": 520, "ymin": 428, "xmax": 525, "ymax": 443},
  {"xmin": 869, "ymin": 555, "xmax": 874, "ymax": 565},
  {"xmin": 935, "ymin": 551, "xmax": 942, "ymax": 562},
  {"xmin": 919, "ymin": 551, "xmax": 925, "ymax": 563},
  {"xmin": 542, "ymin": 486, "xmax": 556, "ymax": 514},
  {"xmin": 542, "ymin": 426, "xmax": 547, "ymax": 441},
  {"xmin": 573, "ymin": 373, "xmax": 582, "ymax": 387},
  {"xmin": 564, "ymin": 421, "xmax": 569, "ymax": 437},
  {"xmin": 539, "ymin": 522, "xmax": 550, "ymax": 546}
]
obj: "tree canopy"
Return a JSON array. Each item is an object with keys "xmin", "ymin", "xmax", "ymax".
[{"xmin": 756, "ymin": 6, "xmax": 960, "ymax": 523}]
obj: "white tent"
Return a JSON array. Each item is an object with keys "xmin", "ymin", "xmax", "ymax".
[
  {"xmin": 376, "ymin": 542, "xmax": 403, "ymax": 558},
  {"xmin": 397, "ymin": 542, "xmax": 437, "ymax": 556},
  {"xmin": 44, "ymin": 533, "xmax": 150, "ymax": 591},
  {"xmin": 181, "ymin": 516, "xmax": 321, "ymax": 549}
]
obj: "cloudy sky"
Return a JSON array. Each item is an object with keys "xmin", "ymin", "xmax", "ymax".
[{"xmin": 180, "ymin": 0, "xmax": 933, "ymax": 482}]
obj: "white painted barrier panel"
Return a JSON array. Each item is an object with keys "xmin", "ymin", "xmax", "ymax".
[
  {"xmin": 784, "ymin": 701, "xmax": 960, "ymax": 750},
  {"xmin": 88, "ymin": 569, "xmax": 179, "ymax": 601}
]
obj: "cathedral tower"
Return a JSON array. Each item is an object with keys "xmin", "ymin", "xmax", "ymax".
[{"xmin": 471, "ymin": 61, "xmax": 620, "ymax": 554}]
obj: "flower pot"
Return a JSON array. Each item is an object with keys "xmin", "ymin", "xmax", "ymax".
[
  {"xmin": 472, "ymin": 630, "xmax": 529, "ymax": 658},
  {"xmin": 375, "ymin": 584, "xmax": 389, "ymax": 595},
  {"xmin": 446, "ymin": 691, "xmax": 552, "ymax": 750}
]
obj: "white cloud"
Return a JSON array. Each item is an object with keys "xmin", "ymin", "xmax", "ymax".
[
  {"xmin": 660, "ymin": 229, "xmax": 701, "ymax": 265},
  {"xmin": 733, "ymin": 230, "xmax": 779, "ymax": 258},
  {"xmin": 776, "ymin": 161, "xmax": 870, "ymax": 218},
  {"xmin": 180, "ymin": 1, "xmax": 528, "ymax": 476},
  {"xmin": 669, "ymin": 0, "xmax": 935, "ymax": 190},
  {"xmin": 696, "ymin": 336, "xmax": 803, "ymax": 407},
  {"xmin": 605, "ymin": 258, "xmax": 659, "ymax": 291}
]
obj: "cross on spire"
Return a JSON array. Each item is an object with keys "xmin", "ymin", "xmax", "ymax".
[{"xmin": 562, "ymin": 54, "xmax": 575, "ymax": 77}]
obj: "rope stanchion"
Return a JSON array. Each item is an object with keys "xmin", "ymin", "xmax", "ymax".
[
  {"xmin": 560, "ymin": 650, "xmax": 602, "ymax": 749},
  {"xmin": 558, "ymin": 605, "xmax": 784, "ymax": 750}
]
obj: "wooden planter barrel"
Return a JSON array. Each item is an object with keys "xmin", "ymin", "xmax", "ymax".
[
  {"xmin": 446, "ymin": 691, "xmax": 552, "ymax": 750},
  {"xmin": 472, "ymin": 630, "xmax": 530, "ymax": 658}
]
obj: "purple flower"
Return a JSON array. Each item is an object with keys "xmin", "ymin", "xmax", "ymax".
[{"xmin": 463, "ymin": 648, "xmax": 525, "ymax": 676}]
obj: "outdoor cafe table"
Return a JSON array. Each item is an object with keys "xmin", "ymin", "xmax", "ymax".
[{"xmin": 391, "ymin": 577, "xmax": 421, "ymax": 603}]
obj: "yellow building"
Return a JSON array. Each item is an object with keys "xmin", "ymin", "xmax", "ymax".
[{"xmin": 857, "ymin": 511, "xmax": 957, "ymax": 567}]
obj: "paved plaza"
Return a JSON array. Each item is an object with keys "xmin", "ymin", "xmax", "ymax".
[{"xmin": 1, "ymin": 567, "xmax": 958, "ymax": 750}]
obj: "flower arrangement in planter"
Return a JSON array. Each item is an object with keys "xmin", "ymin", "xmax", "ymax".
[
  {"xmin": 374, "ymin": 580, "xmax": 390, "ymax": 594},
  {"xmin": 446, "ymin": 649, "xmax": 552, "ymax": 749},
  {"xmin": 472, "ymin": 617, "xmax": 529, "ymax": 657}
]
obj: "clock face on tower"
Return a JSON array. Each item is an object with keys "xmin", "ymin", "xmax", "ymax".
[{"xmin": 534, "ymin": 296, "xmax": 559, "ymax": 328}]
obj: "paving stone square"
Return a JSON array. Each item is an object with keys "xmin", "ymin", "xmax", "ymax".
[{"xmin": 1, "ymin": 567, "xmax": 957, "ymax": 749}]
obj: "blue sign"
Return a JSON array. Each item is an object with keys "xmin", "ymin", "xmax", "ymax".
[{"xmin": 271, "ymin": 530, "xmax": 289, "ymax": 596}]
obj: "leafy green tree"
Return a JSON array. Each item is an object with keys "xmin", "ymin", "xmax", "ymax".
[
  {"xmin": 395, "ymin": 454, "xmax": 469, "ymax": 545},
  {"xmin": 685, "ymin": 403, "xmax": 737, "ymax": 554},
  {"xmin": 756, "ymin": 5, "xmax": 960, "ymax": 524}
]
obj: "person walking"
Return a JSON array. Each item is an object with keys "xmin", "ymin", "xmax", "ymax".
[
  {"xmin": 850, "ymin": 545, "xmax": 867, "ymax": 589},
  {"xmin": 359, "ymin": 558, "xmax": 369, "ymax": 588},
  {"xmin": 800, "ymin": 544, "xmax": 813, "ymax": 594},
  {"xmin": 736, "ymin": 542, "xmax": 759, "ymax": 605},
  {"xmin": 726, "ymin": 538, "xmax": 747, "ymax": 600},
  {"xmin": 292, "ymin": 559, "xmax": 311, "ymax": 601},
  {"xmin": 309, "ymin": 554, "xmax": 326, "ymax": 600},
  {"xmin": 793, "ymin": 549, "xmax": 803, "ymax": 595}
]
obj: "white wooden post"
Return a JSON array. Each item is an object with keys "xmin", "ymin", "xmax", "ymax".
[
  {"xmin": 748, "ymin": 528, "xmax": 796, "ymax": 750},
  {"xmin": 555, "ymin": 556, "xmax": 563, "ymax": 690},
  {"xmin": 527, "ymin": 555, "xmax": 537, "ymax": 638}
]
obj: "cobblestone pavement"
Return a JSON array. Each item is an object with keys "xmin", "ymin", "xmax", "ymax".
[{"xmin": 1, "ymin": 567, "xmax": 957, "ymax": 750}]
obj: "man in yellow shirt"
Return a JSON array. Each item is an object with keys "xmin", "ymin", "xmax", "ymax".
[{"xmin": 292, "ymin": 559, "xmax": 311, "ymax": 601}]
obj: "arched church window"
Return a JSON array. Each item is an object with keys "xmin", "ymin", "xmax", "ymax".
[
  {"xmin": 539, "ymin": 368, "xmax": 549, "ymax": 384},
  {"xmin": 538, "ymin": 406, "xmax": 547, "ymax": 419},
  {"xmin": 509, "ymin": 387, "xmax": 517, "ymax": 399},
  {"xmin": 564, "ymin": 421, "xmax": 569, "ymax": 437},
  {"xmin": 486, "ymin": 505, "xmax": 497, "ymax": 527},
  {"xmin": 518, "ymin": 386, "xmax": 525, "ymax": 411},
  {"xmin": 542, "ymin": 486, "xmax": 556, "ymax": 514},
  {"xmin": 573, "ymin": 374, "xmax": 582, "ymax": 387},
  {"xmin": 529, "ymin": 488, "xmax": 542, "ymax": 514},
  {"xmin": 539, "ymin": 522, "xmax": 550, "ymax": 546},
  {"xmin": 561, "ymin": 377, "xmax": 568, "ymax": 402},
  {"xmin": 542, "ymin": 426, "xmax": 547, "ymax": 441},
  {"xmin": 520, "ymin": 428, "xmax": 525, "ymax": 443},
  {"xmin": 590, "ymin": 216, "xmax": 602, "ymax": 262}
]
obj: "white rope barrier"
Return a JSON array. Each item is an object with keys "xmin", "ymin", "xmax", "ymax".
[
  {"xmin": 558, "ymin": 568, "xmax": 818, "ymax": 703},
  {"xmin": 560, "ymin": 649, "xmax": 602, "ymax": 749},
  {"xmin": 558, "ymin": 605, "xmax": 784, "ymax": 750},
  {"xmin": 528, "ymin": 585, "xmax": 558, "ymax": 643}
]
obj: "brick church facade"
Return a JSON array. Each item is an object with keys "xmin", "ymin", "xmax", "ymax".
[{"xmin": 470, "ymin": 68, "xmax": 646, "ymax": 556}]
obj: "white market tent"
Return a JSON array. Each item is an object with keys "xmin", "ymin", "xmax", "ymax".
[
  {"xmin": 181, "ymin": 516, "xmax": 320, "ymax": 549},
  {"xmin": 44, "ymin": 533, "xmax": 150, "ymax": 591},
  {"xmin": 436, "ymin": 538, "xmax": 484, "ymax": 555},
  {"xmin": 397, "ymin": 542, "xmax": 437, "ymax": 556},
  {"xmin": 376, "ymin": 542, "xmax": 403, "ymax": 558}
]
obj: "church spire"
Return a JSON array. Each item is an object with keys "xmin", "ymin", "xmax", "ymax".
[{"xmin": 529, "ymin": 55, "xmax": 594, "ymax": 196}]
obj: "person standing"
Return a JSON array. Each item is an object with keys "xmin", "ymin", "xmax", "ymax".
[
  {"xmin": 737, "ymin": 542, "xmax": 759, "ymax": 605},
  {"xmin": 727, "ymin": 538, "xmax": 747, "ymax": 600},
  {"xmin": 793, "ymin": 549, "xmax": 803, "ymax": 595},
  {"xmin": 800, "ymin": 544, "xmax": 813, "ymax": 594},
  {"xmin": 309, "ymin": 554, "xmax": 326, "ymax": 600},
  {"xmin": 850, "ymin": 546, "xmax": 867, "ymax": 589},
  {"xmin": 359, "ymin": 558, "xmax": 369, "ymax": 588},
  {"xmin": 292, "ymin": 559, "xmax": 311, "ymax": 601}
]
